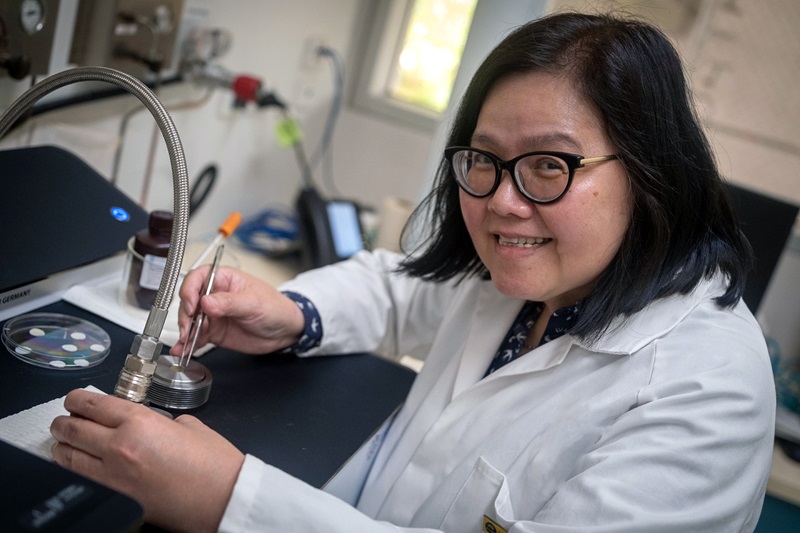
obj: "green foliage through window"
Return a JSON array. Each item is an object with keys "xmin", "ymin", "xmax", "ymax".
[{"xmin": 388, "ymin": 0, "xmax": 477, "ymax": 114}]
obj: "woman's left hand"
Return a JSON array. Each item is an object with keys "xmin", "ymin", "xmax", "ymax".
[{"xmin": 50, "ymin": 388, "xmax": 245, "ymax": 532}]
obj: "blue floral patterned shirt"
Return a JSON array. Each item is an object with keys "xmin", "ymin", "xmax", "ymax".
[
  {"xmin": 483, "ymin": 301, "xmax": 579, "ymax": 376},
  {"xmin": 279, "ymin": 291, "xmax": 323, "ymax": 353}
]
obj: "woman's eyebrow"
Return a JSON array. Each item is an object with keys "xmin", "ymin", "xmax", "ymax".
[
  {"xmin": 470, "ymin": 131, "xmax": 582, "ymax": 152},
  {"xmin": 469, "ymin": 132, "xmax": 495, "ymax": 146}
]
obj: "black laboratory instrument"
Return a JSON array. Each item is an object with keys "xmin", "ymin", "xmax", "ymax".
[{"xmin": 0, "ymin": 145, "xmax": 149, "ymax": 297}]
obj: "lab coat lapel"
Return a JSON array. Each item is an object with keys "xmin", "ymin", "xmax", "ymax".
[{"xmin": 451, "ymin": 283, "xmax": 525, "ymax": 400}]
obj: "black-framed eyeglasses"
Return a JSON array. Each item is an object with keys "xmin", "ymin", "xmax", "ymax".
[{"xmin": 444, "ymin": 146, "xmax": 618, "ymax": 204}]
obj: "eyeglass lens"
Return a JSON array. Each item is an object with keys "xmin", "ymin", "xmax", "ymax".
[{"xmin": 451, "ymin": 149, "xmax": 570, "ymax": 202}]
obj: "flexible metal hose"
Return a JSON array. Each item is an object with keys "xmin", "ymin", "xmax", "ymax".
[{"xmin": 0, "ymin": 66, "xmax": 190, "ymax": 401}]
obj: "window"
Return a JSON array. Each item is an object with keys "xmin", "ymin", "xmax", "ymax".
[
  {"xmin": 389, "ymin": 0, "xmax": 477, "ymax": 113},
  {"xmin": 351, "ymin": 0, "xmax": 477, "ymax": 131}
]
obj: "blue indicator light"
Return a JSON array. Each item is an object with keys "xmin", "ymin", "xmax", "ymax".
[{"xmin": 111, "ymin": 207, "xmax": 130, "ymax": 221}]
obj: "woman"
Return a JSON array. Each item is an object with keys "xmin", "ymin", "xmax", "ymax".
[{"xmin": 51, "ymin": 12, "xmax": 775, "ymax": 532}]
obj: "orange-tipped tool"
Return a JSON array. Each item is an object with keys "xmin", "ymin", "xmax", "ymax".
[{"xmin": 189, "ymin": 212, "xmax": 242, "ymax": 270}]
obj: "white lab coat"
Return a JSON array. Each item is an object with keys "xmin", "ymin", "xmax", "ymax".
[{"xmin": 219, "ymin": 250, "xmax": 776, "ymax": 532}]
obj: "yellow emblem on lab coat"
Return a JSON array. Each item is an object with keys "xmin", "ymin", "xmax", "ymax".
[{"xmin": 483, "ymin": 515, "xmax": 508, "ymax": 533}]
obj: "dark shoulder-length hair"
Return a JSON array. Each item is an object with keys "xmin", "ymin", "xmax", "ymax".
[{"xmin": 397, "ymin": 12, "xmax": 752, "ymax": 343}]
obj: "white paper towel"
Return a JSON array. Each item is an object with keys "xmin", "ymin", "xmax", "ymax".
[{"xmin": 0, "ymin": 385, "xmax": 105, "ymax": 461}]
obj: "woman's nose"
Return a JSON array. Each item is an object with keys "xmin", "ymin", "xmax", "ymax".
[{"xmin": 487, "ymin": 171, "xmax": 534, "ymax": 216}]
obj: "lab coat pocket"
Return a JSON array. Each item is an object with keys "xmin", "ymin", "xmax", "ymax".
[{"xmin": 439, "ymin": 456, "xmax": 514, "ymax": 532}]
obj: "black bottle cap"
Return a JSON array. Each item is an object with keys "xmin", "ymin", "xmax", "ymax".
[{"xmin": 149, "ymin": 210, "xmax": 173, "ymax": 238}]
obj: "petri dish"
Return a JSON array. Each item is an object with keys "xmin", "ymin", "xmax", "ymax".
[{"xmin": 2, "ymin": 312, "xmax": 111, "ymax": 370}]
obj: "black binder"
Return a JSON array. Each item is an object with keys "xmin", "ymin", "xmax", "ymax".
[{"xmin": 0, "ymin": 439, "xmax": 143, "ymax": 532}]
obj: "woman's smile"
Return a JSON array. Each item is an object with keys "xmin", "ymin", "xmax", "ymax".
[{"xmin": 496, "ymin": 235, "xmax": 551, "ymax": 247}]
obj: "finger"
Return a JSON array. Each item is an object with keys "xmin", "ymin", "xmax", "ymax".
[
  {"xmin": 178, "ymin": 266, "xmax": 211, "ymax": 317},
  {"xmin": 51, "ymin": 413, "xmax": 115, "ymax": 459},
  {"xmin": 51, "ymin": 440, "xmax": 105, "ymax": 479},
  {"xmin": 201, "ymin": 290, "xmax": 262, "ymax": 321},
  {"xmin": 180, "ymin": 265, "xmax": 211, "ymax": 295},
  {"xmin": 178, "ymin": 265, "xmax": 238, "ymax": 337},
  {"xmin": 62, "ymin": 389, "xmax": 142, "ymax": 427},
  {"xmin": 175, "ymin": 267, "xmax": 211, "ymax": 344},
  {"xmin": 169, "ymin": 339, "xmax": 184, "ymax": 356},
  {"xmin": 169, "ymin": 332, "xmax": 196, "ymax": 356},
  {"xmin": 174, "ymin": 414, "xmax": 204, "ymax": 428}
]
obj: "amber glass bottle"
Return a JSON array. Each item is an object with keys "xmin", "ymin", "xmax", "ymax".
[{"xmin": 125, "ymin": 210, "xmax": 173, "ymax": 309}]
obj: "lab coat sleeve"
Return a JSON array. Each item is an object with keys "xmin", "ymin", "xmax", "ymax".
[
  {"xmin": 278, "ymin": 249, "xmax": 460, "ymax": 360},
  {"xmin": 219, "ymin": 454, "xmax": 442, "ymax": 533}
]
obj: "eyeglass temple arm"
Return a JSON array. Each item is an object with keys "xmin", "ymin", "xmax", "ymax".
[{"xmin": 579, "ymin": 154, "xmax": 618, "ymax": 167}]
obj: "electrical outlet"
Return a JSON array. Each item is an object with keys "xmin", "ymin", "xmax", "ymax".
[
  {"xmin": 292, "ymin": 35, "xmax": 329, "ymax": 113},
  {"xmin": 298, "ymin": 35, "xmax": 326, "ymax": 73}
]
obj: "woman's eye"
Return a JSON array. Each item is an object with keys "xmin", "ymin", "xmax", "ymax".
[
  {"xmin": 469, "ymin": 153, "xmax": 494, "ymax": 168},
  {"xmin": 535, "ymin": 157, "xmax": 567, "ymax": 174}
]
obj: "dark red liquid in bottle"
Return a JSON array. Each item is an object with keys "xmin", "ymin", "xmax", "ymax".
[{"xmin": 125, "ymin": 210, "xmax": 173, "ymax": 309}]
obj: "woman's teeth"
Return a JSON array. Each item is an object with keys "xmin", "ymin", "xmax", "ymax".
[{"xmin": 497, "ymin": 236, "xmax": 550, "ymax": 247}]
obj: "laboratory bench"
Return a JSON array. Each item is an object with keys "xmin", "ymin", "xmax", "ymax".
[
  {"xmin": 0, "ymin": 298, "xmax": 417, "ymax": 487},
  {"xmin": 0, "ymin": 296, "xmax": 416, "ymax": 531}
]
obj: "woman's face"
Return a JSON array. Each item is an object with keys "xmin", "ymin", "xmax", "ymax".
[{"xmin": 460, "ymin": 71, "xmax": 632, "ymax": 311}]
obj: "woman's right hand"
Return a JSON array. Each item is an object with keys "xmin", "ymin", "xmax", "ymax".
[{"xmin": 169, "ymin": 266, "xmax": 305, "ymax": 356}]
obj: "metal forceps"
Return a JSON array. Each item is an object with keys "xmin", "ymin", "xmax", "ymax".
[{"xmin": 178, "ymin": 243, "xmax": 225, "ymax": 369}]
